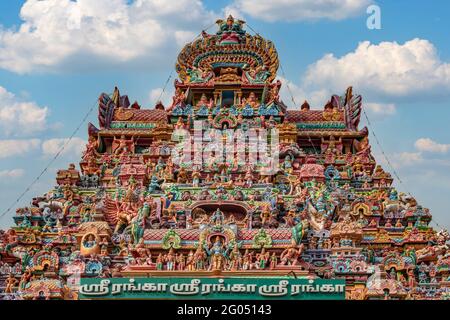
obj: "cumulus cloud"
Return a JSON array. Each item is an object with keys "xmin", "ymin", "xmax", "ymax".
[
  {"xmin": 389, "ymin": 138, "xmax": 450, "ymax": 169},
  {"xmin": 0, "ymin": 86, "xmax": 49, "ymax": 136},
  {"xmin": 302, "ymin": 38, "xmax": 450, "ymax": 101},
  {"xmin": 229, "ymin": 0, "xmax": 371, "ymax": 22},
  {"xmin": 277, "ymin": 38, "xmax": 450, "ymax": 122},
  {"xmin": 415, "ymin": 138, "xmax": 450, "ymax": 153},
  {"xmin": 0, "ymin": 169, "xmax": 25, "ymax": 179},
  {"xmin": 41, "ymin": 137, "xmax": 86, "ymax": 157},
  {"xmin": 0, "ymin": 0, "xmax": 217, "ymax": 74},
  {"xmin": 0, "ymin": 139, "xmax": 41, "ymax": 159}
]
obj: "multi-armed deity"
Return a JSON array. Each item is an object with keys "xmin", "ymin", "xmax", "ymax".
[{"xmin": 0, "ymin": 16, "xmax": 449, "ymax": 300}]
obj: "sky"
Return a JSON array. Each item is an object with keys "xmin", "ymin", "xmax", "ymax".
[{"xmin": 0, "ymin": 0, "xmax": 449, "ymax": 230}]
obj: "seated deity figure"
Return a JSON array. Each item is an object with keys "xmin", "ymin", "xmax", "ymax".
[
  {"xmin": 196, "ymin": 93, "xmax": 214, "ymax": 109},
  {"xmin": 321, "ymin": 135, "xmax": 342, "ymax": 155},
  {"xmin": 244, "ymin": 92, "xmax": 259, "ymax": 109},
  {"xmin": 177, "ymin": 167, "xmax": 188, "ymax": 183},
  {"xmin": 112, "ymin": 135, "xmax": 134, "ymax": 155},
  {"xmin": 83, "ymin": 234, "xmax": 96, "ymax": 248},
  {"xmin": 260, "ymin": 204, "xmax": 272, "ymax": 225},
  {"xmin": 216, "ymin": 15, "xmax": 245, "ymax": 45}
]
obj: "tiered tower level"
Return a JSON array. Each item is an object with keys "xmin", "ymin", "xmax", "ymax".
[{"xmin": 1, "ymin": 16, "xmax": 449, "ymax": 300}]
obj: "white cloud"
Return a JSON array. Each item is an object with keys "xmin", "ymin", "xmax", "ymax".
[
  {"xmin": 0, "ymin": 0, "xmax": 218, "ymax": 74},
  {"xmin": 0, "ymin": 169, "xmax": 25, "ymax": 179},
  {"xmin": 302, "ymin": 38, "xmax": 450, "ymax": 100},
  {"xmin": 415, "ymin": 138, "xmax": 450, "ymax": 153},
  {"xmin": 0, "ymin": 86, "xmax": 49, "ymax": 136},
  {"xmin": 363, "ymin": 102, "xmax": 396, "ymax": 121},
  {"xmin": 393, "ymin": 152, "xmax": 424, "ymax": 167},
  {"xmin": 41, "ymin": 137, "xmax": 86, "ymax": 157},
  {"xmin": 388, "ymin": 138, "xmax": 450, "ymax": 169},
  {"xmin": 149, "ymin": 87, "xmax": 174, "ymax": 108},
  {"xmin": 276, "ymin": 76, "xmax": 327, "ymax": 108},
  {"xmin": 0, "ymin": 139, "xmax": 41, "ymax": 159},
  {"xmin": 229, "ymin": 0, "xmax": 371, "ymax": 22},
  {"xmin": 365, "ymin": 103, "xmax": 396, "ymax": 115},
  {"xmin": 278, "ymin": 38, "xmax": 450, "ymax": 118}
]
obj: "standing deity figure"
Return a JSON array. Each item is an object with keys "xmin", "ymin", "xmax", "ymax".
[
  {"xmin": 204, "ymin": 237, "xmax": 229, "ymax": 271},
  {"xmin": 242, "ymin": 249, "xmax": 254, "ymax": 270},
  {"xmin": 269, "ymin": 252, "xmax": 278, "ymax": 270},
  {"xmin": 227, "ymin": 243, "xmax": 242, "ymax": 271},
  {"xmin": 165, "ymin": 248, "xmax": 176, "ymax": 271},
  {"xmin": 156, "ymin": 253, "xmax": 164, "ymax": 270},
  {"xmin": 176, "ymin": 253, "xmax": 186, "ymax": 271},
  {"xmin": 185, "ymin": 250, "xmax": 195, "ymax": 271},
  {"xmin": 256, "ymin": 248, "xmax": 270, "ymax": 269},
  {"xmin": 210, "ymin": 208, "xmax": 225, "ymax": 226},
  {"xmin": 194, "ymin": 245, "xmax": 207, "ymax": 270}
]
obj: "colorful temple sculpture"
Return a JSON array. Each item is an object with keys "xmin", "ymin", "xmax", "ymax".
[{"xmin": 1, "ymin": 16, "xmax": 449, "ymax": 300}]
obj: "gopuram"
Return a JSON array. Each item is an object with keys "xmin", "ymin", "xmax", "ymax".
[{"xmin": 1, "ymin": 16, "xmax": 449, "ymax": 300}]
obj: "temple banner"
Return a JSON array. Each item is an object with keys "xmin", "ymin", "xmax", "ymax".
[{"xmin": 78, "ymin": 277, "xmax": 345, "ymax": 300}]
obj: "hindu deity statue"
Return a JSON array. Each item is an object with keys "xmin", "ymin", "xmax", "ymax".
[
  {"xmin": 203, "ymin": 237, "xmax": 230, "ymax": 271},
  {"xmin": 165, "ymin": 248, "xmax": 176, "ymax": 271},
  {"xmin": 196, "ymin": 93, "xmax": 214, "ymax": 109},
  {"xmin": 193, "ymin": 245, "xmax": 207, "ymax": 270},
  {"xmin": 256, "ymin": 248, "xmax": 270, "ymax": 269},
  {"xmin": 243, "ymin": 92, "xmax": 259, "ymax": 109},
  {"xmin": 187, "ymin": 66, "xmax": 214, "ymax": 84},
  {"xmin": 216, "ymin": 15, "xmax": 246, "ymax": 45},
  {"xmin": 83, "ymin": 135, "xmax": 99, "ymax": 161},
  {"xmin": 210, "ymin": 208, "xmax": 225, "ymax": 227},
  {"xmin": 112, "ymin": 135, "xmax": 134, "ymax": 155},
  {"xmin": 228, "ymin": 243, "xmax": 242, "ymax": 271},
  {"xmin": 169, "ymin": 87, "xmax": 186, "ymax": 111},
  {"xmin": 260, "ymin": 203, "xmax": 273, "ymax": 226},
  {"xmin": 279, "ymin": 240, "xmax": 304, "ymax": 266},
  {"xmin": 354, "ymin": 136, "xmax": 373, "ymax": 163},
  {"xmin": 281, "ymin": 155, "xmax": 294, "ymax": 174},
  {"xmin": 192, "ymin": 167, "xmax": 201, "ymax": 187}
]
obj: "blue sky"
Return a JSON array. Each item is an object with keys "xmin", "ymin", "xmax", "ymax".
[{"xmin": 0, "ymin": 0, "xmax": 449, "ymax": 230}]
